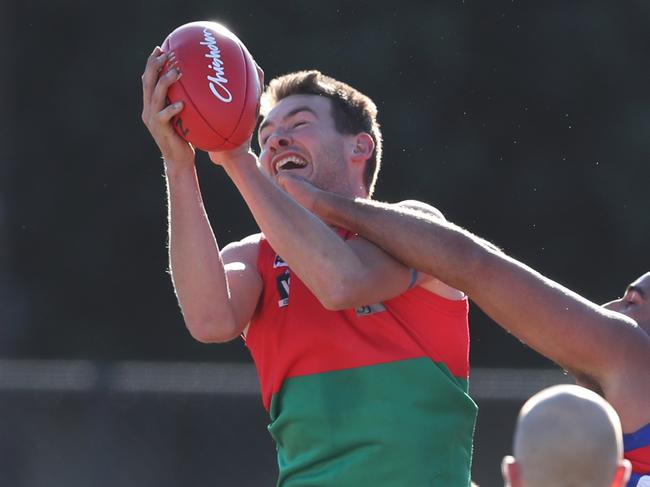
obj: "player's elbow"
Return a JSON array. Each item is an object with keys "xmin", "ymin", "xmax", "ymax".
[
  {"xmin": 185, "ymin": 316, "xmax": 240, "ymax": 343},
  {"xmin": 317, "ymin": 277, "xmax": 363, "ymax": 311},
  {"xmin": 320, "ymin": 295, "xmax": 350, "ymax": 311},
  {"xmin": 188, "ymin": 324, "xmax": 240, "ymax": 343}
]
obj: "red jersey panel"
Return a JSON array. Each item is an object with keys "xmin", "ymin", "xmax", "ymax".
[{"xmin": 245, "ymin": 235, "xmax": 470, "ymax": 411}]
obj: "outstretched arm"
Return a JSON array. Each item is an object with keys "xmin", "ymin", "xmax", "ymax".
[
  {"xmin": 278, "ymin": 175, "xmax": 650, "ymax": 416},
  {"xmin": 208, "ymin": 151, "xmax": 445, "ymax": 309},
  {"xmin": 141, "ymin": 47, "xmax": 261, "ymax": 342},
  {"xmin": 164, "ymin": 166, "xmax": 262, "ymax": 342}
]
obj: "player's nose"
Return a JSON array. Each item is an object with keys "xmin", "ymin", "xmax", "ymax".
[{"xmin": 267, "ymin": 131, "xmax": 292, "ymax": 151}]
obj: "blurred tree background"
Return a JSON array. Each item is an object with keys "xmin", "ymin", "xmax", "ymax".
[{"xmin": 4, "ymin": 0, "xmax": 648, "ymax": 364}]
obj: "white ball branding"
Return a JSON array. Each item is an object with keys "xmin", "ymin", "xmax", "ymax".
[
  {"xmin": 200, "ymin": 28, "xmax": 233, "ymax": 103},
  {"xmin": 161, "ymin": 20, "xmax": 261, "ymax": 150}
]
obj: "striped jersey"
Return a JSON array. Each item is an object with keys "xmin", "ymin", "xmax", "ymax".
[
  {"xmin": 625, "ymin": 422, "xmax": 650, "ymax": 486},
  {"xmin": 245, "ymin": 235, "xmax": 477, "ymax": 487}
]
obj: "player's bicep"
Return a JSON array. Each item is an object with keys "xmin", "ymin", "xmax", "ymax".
[
  {"xmin": 220, "ymin": 234, "xmax": 263, "ymax": 334},
  {"xmin": 416, "ymin": 271, "xmax": 465, "ymax": 300}
]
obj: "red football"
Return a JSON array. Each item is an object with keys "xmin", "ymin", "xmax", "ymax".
[{"xmin": 161, "ymin": 21, "xmax": 261, "ymax": 151}]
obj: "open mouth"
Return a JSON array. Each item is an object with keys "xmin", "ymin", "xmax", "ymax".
[{"xmin": 274, "ymin": 154, "xmax": 308, "ymax": 174}]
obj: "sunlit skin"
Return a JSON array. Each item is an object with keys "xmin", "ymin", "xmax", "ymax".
[
  {"xmin": 141, "ymin": 53, "xmax": 477, "ymax": 485},
  {"xmin": 251, "ymin": 93, "xmax": 462, "ymax": 303},
  {"xmin": 275, "ymin": 175, "xmax": 650, "ymax": 436},
  {"xmin": 257, "ymin": 94, "xmax": 369, "ymax": 199},
  {"xmin": 141, "ymin": 47, "xmax": 462, "ymax": 340},
  {"xmin": 142, "ymin": 47, "xmax": 647, "ymax": 483},
  {"xmin": 603, "ymin": 272, "xmax": 650, "ymax": 334}
]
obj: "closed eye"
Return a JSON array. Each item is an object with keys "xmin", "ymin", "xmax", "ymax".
[{"xmin": 259, "ymin": 122, "xmax": 307, "ymax": 145}]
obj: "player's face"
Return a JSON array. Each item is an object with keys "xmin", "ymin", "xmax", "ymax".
[
  {"xmin": 257, "ymin": 94, "xmax": 356, "ymax": 195},
  {"xmin": 602, "ymin": 272, "xmax": 650, "ymax": 334}
]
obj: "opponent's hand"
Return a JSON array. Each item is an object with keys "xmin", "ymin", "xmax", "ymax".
[
  {"xmin": 277, "ymin": 173, "xmax": 328, "ymax": 216},
  {"xmin": 141, "ymin": 46, "xmax": 195, "ymax": 168}
]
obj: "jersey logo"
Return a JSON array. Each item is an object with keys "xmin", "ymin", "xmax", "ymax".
[
  {"xmin": 276, "ymin": 270, "xmax": 291, "ymax": 308},
  {"xmin": 273, "ymin": 254, "xmax": 288, "ymax": 268},
  {"xmin": 638, "ymin": 475, "xmax": 650, "ymax": 487},
  {"xmin": 356, "ymin": 302, "xmax": 386, "ymax": 316}
]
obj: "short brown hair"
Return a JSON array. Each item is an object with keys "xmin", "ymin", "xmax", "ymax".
[{"xmin": 260, "ymin": 70, "xmax": 383, "ymax": 197}]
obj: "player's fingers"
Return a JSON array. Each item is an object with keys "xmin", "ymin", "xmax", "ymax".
[
  {"xmin": 144, "ymin": 46, "xmax": 165, "ymax": 74},
  {"xmin": 141, "ymin": 48, "xmax": 169, "ymax": 106},
  {"xmin": 155, "ymin": 101, "xmax": 184, "ymax": 126},
  {"xmin": 142, "ymin": 51, "xmax": 168, "ymax": 102},
  {"xmin": 150, "ymin": 66, "xmax": 182, "ymax": 115},
  {"xmin": 141, "ymin": 47, "xmax": 164, "ymax": 85},
  {"xmin": 148, "ymin": 50, "xmax": 179, "ymax": 109},
  {"xmin": 148, "ymin": 45, "xmax": 162, "ymax": 60}
]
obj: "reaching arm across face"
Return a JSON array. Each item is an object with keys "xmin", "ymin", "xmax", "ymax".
[
  {"xmin": 278, "ymin": 175, "xmax": 650, "ymax": 396},
  {"xmin": 208, "ymin": 152, "xmax": 428, "ymax": 310}
]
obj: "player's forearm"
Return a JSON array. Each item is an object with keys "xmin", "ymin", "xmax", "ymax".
[
  {"xmin": 315, "ymin": 195, "xmax": 483, "ymax": 290},
  {"xmin": 165, "ymin": 165, "xmax": 239, "ymax": 342},
  {"xmin": 316, "ymin": 195, "xmax": 645, "ymax": 379},
  {"xmin": 222, "ymin": 159, "xmax": 369, "ymax": 308}
]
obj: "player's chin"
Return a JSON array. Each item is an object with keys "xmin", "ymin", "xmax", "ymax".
[
  {"xmin": 276, "ymin": 170, "xmax": 309, "ymax": 194},
  {"xmin": 275, "ymin": 171, "xmax": 292, "ymax": 189},
  {"xmin": 278, "ymin": 168, "xmax": 309, "ymax": 181}
]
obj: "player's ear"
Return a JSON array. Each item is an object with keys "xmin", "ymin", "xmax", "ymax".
[
  {"xmin": 610, "ymin": 459, "xmax": 631, "ymax": 487},
  {"xmin": 350, "ymin": 132, "xmax": 374, "ymax": 164},
  {"xmin": 502, "ymin": 456, "xmax": 522, "ymax": 487}
]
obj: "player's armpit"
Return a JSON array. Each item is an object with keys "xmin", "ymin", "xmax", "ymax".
[
  {"xmin": 417, "ymin": 271, "xmax": 466, "ymax": 301},
  {"xmin": 394, "ymin": 200, "xmax": 464, "ymax": 301}
]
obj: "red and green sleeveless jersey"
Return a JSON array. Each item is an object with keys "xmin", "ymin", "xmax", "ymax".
[{"xmin": 245, "ymin": 236, "xmax": 477, "ymax": 487}]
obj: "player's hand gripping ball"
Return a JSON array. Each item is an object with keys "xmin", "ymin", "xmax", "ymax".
[{"xmin": 161, "ymin": 21, "xmax": 262, "ymax": 151}]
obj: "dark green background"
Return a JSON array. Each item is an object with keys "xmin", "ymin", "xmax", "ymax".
[{"xmin": 4, "ymin": 0, "xmax": 648, "ymax": 364}]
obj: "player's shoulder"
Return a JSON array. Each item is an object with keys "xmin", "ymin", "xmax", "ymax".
[
  {"xmin": 223, "ymin": 232, "xmax": 262, "ymax": 248},
  {"xmin": 221, "ymin": 233, "xmax": 262, "ymax": 263},
  {"xmin": 395, "ymin": 200, "xmax": 445, "ymax": 220},
  {"xmin": 392, "ymin": 201, "xmax": 464, "ymax": 300}
]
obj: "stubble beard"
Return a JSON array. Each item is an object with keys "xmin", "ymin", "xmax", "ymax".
[{"xmin": 309, "ymin": 143, "xmax": 356, "ymax": 198}]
